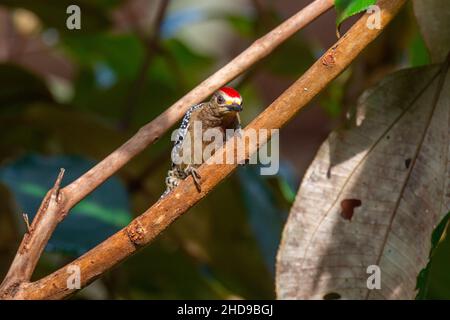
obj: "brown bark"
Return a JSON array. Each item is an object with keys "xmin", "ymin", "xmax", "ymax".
[
  {"xmin": 0, "ymin": 0, "xmax": 334, "ymax": 298},
  {"xmin": 0, "ymin": 0, "xmax": 406, "ymax": 299}
]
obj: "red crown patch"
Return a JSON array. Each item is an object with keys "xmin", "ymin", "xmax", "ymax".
[{"xmin": 219, "ymin": 87, "xmax": 241, "ymax": 99}]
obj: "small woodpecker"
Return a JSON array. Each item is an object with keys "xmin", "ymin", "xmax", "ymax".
[{"xmin": 162, "ymin": 87, "xmax": 243, "ymax": 197}]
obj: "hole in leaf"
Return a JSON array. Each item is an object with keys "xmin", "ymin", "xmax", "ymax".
[
  {"xmin": 405, "ymin": 158, "xmax": 412, "ymax": 169},
  {"xmin": 340, "ymin": 199, "xmax": 362, "ymax": 221},
  {"xmin": 323, "ymin": 292, "xmax": 341, "ymax": 300}
]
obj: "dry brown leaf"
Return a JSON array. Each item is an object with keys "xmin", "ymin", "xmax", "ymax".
[
  {"xmin": 276, "ymin": 63, "xmax": 450, "ymax": 300},
  {"xmin": 413, "ymin": 0, "xmax": 450, "ymax": 63}
]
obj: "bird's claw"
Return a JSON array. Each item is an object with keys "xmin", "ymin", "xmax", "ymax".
[
  {"xmin": 188, "ymin": 168, "xmax": 202, "ymax": 192},
  {"xmin": 235, "ymin": 127, "xmax": 243, "ymax": 139}
]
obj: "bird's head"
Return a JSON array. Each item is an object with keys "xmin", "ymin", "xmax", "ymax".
[{"xmin": 211, "ymin": 87, "xmax": 243, "ymax": 115}]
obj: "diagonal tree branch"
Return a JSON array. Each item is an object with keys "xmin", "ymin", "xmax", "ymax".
[
  {"xmin": 61, "ymin": 0, "xmax": 334, "ymax": 211},
  {"xmin": 0, "ymin": 169, "xmax": 65, "ymax": 297},
  {"xmin": 0, "ymin": 0, "xmax": 334, "ymax": 298},
  {"xmin": 0, "ymin": 0, "xmax": 406, "ymax": 300}
]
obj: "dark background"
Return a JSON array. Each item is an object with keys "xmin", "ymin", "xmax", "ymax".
[{"xmin": 0, "ymin": 0, "xmax": 446, "ymax": 299}]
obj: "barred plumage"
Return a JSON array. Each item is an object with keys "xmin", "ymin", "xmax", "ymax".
[{"xmin": 161, "ymin": 87, "xmax": 243, "ymax": 197}]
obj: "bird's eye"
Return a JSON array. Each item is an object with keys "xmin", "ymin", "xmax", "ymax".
[{"xmin": 217, "ymin": 96, "xmax": 225, "ymax": 104}]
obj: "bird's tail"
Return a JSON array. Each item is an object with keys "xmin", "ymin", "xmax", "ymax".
[{"xmin": 160, "ymin": 168, "xmax": 181, "ymax": 199}]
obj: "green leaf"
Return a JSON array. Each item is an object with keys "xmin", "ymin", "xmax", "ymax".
[
  {"xmin": 413, "ymin": 0, "xmax": 450, "ymax": 62},
  {"xmin": 408, "ymin": 30, "xmax": 431, "ymax": 67},
  {"xmin": 0, "ymin": 63, "xmax": 53, "ymax": 111},
  {"xmin": 335, "ymin": 0, "xmax": 377, "ymax": 31},
  {"xmin": 0, "ymin": 154, "xmax": 132, "ymax": 255},
  {"xmin": 416, "ymin": 212, "xmax": 450, "ymax": 299}
]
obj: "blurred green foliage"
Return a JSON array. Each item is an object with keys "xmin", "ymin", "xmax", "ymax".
[
  {"xmin": 0, "ymin": 0, "xmax": 448, "ymax": 300},
  {"xmin": 0, "ymin": 64, "xmax": 53, "ymax": 111},
  {"xmin": 0, "ymin": 154, "xmax": 132, "ymax": 255},
  {"xmin": 0, "ymin": 0, "xmax": 298, "ymax": 300},
  {"xmin": 1, "ymin": 0, "xmax": 117, "ymax": 33}
]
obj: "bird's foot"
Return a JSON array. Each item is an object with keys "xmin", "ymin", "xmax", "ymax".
[
  {"xmin": 187, "ymin": 167, "xmax": 202, "ymax": 192},
  {"xmin": 235, "ymin": 126, "xmax": 243, "ymax": 139}
]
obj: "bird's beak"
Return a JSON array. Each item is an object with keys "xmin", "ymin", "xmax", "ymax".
[{"xmin": 227, "ymin": 103, "xmax": 243, "ymax": 112}]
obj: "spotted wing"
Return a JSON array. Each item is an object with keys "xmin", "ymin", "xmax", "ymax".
[{"xmin": 170, "ymin": 103, "xmax": 204, "ymax": 165}]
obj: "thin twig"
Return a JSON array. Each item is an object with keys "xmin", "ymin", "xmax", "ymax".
[
  {"xmin": 1, "ymin": 2, "xmax": 334, "ymax": 298},
  {"xmin": 61, "ymin": 0, "xmax": 334, "ymax": 212},
  {"xmin": 22, "ymin": 214, "xmax": 31, "ymax": 233},
  {"xmin": 2, "ymin": 0, "xmax": 406, "ymax": 299},
  {"xmin": 0, "ymin": 168, "xmax": 65, "ymax": 297}
]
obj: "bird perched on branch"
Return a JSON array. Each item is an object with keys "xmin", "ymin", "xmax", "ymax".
[{"xmin": 162, "ymin": 87, "xmax": 243, "ymax": 197}]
